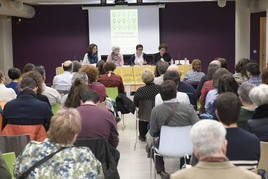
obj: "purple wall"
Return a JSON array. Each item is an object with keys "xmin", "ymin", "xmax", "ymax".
[
  {"xmin": 12, "ymin": 2, "xmax": 235, "ymax": 83},
  {"xmin": 12, "ymin": 5, "xmax": 88, "ymax": 83},
  {"xmin": 160, "ymin": 2, "xmax": 235, "ymax": 72},
  {"xmin": 250, "ymin": 12, "xmax": 266, "ymax": 62}
]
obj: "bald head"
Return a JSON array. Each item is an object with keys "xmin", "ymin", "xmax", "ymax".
[
  {"xmin": 167, "ymin": 65, "xmax": 182, "ymax": 77},
  {"xmin": 209, "ymin": 60, "xmax": 221, "ymax": 67},
  {"xmin": 63, "ymin": 60, "xmax": 73, "ymax": 72}
]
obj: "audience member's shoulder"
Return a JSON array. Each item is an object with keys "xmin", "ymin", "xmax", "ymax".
[
  {"xmin": 238, "ymin": 127, "xmax": 259, "ymax": 141},
  {"xmin": 170, "ymin": 167, "xmax": 196, "ymax": 179},
  {"xmin": 234, "ymin": 166, "xmax": 261, "ymax": 179}
]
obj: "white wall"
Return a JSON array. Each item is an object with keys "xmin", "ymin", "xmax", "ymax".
[
  {"xmin": 0, "ymin": 16, "xmax": 13, "ymax": 76},
  {"xmin": 235, "ymin": 0, "xmax": 251, "ymax": 63}
]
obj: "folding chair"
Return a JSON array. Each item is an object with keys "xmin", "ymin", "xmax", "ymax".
[
  {"xmin": 258, "ymin": 142, "xmax": 268, "ymax": 171},
  {"xmin": 151, "ymin": 125, "xmax": 193, "ymax": 179},
  {"xmin": 0, "ymin": 135, "xmax": 30, "ymax": 156},
  {"xmin": 1, "ymin": 152, "xmax": 16, "ymax": 179},
  {"xmin": 52, "ymin": 104, "xmax": 61, "ymax": 115},
  {"xmin": 105, "ymin": 87, "xmax": 119, "ymax": 101},
  {"xmin": 106, "ymin": 87, "xmax": 126, "ymax": 128}
]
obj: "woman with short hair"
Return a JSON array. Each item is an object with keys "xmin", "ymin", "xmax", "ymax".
[
  {"xmin": 233, "ymin": 58, "xmax": 250, "ymax": 84},
  {"xmin": 134, "ymin": 69, "xmax": 160, "ymax": 141},
  {"xmin": 248, "ymin": 84, "xmax": 268, "ymax": 142},
  {"xmin": 14, "ymin": 108, "xmax": 103, "ymax": 179},
  {"xmin": 80, "ymin": 65, "xmax": 106, "ymax": 103},
  {"xmin": 106, "ymin": 46, "xmax": 124, "ymax": 66}
]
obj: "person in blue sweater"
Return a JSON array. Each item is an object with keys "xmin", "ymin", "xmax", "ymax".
[{"xmin": 6, "ymin": 67, "xmax": 21, "ymax": 95}]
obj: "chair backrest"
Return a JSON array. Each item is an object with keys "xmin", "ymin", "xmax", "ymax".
[
  {"xmin": 138, "ymin": 100, "xmax": 154, "ymax": 122},
  {"xmin": 2, "ymin": 124, "xmax": 47, "ymax": 142},
  {"xmin": 1, "ymin": 152, "xmax": 16, "ymax": 178},
  {"xmin": 258, "ymin": 141, "xmax": 268, "ymax": 171},
  {"xmin": 74, "ymin": 138, "xmax": 120, "ymax": 179},
  {"xmin": 105, "ymin": 87, "xmax": 119, "ymax": 101},
  {"xmin": 52, "ymin": 104, "xmax": 61, "ymax": 115},
  {"xmin": 159, "ymin": 125, "xmax": 193, "ymax": 157},
  {"xmin": 0, "ymin": 135, "xmax": 30, "ymax": 157}
]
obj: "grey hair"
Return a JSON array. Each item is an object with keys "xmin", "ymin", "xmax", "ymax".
[
  {"xmin": 238, "ymin": 82, "xmax": 255, "ymax": 105},
  {"xmin": 191, "ymin": 120, "xmax": 226, "ymax": 157},
  {"xmin": 156, "ymin": 61, "xmax": 169, "ymax": 75},
  {"xmin": 112, "ymin": 46, "xmax": 120, "ymax": 52},
  {"xmin": 142, "ymin": 69, "xmax": 155, "ymax": 84},
  {"xmin": 249, "ymin": 84, "xmax": 268, "ymax": 106},
  {"xmin": 71, "ymin": 72, "xmax": 88, "ymax": 84}
]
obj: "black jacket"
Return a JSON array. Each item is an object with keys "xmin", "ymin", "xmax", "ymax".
[
  {"xmin": 153, "ymin": 52, "xmax": 172, "ymax": 64},
  {"xmin": 116, "ymin": 94, "xmax": 135, "ymax": 114},
  {"xmin": 248, "ymin": 104, "xmax": 268, "ymax": 142}
]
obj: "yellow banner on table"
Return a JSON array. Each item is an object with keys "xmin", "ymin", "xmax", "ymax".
[
  {"xmin": 119, "ymin": 67, "xmax": 135, "ymax": 85},
  {"xmin": 133, "ymin": 66, "xmax": 156, "ymax": 84},
  {"xmin": 178, "ymin": 64, "xmax": 192, "ymax": 79}
]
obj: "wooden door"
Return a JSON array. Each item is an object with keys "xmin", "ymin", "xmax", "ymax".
[{"xmin": 260, "ymin": 17, "xmax": 266, "ymax": 71}]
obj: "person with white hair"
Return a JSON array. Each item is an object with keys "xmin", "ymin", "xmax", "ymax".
[
  {"xmin": 237, "ymin": 82, "xmax": 256, "ymax": 130},
  {"xmin": 248, "ymin": 84, "xmax": 268, "ymax": 142},
  {"xmin": 106, "ymin": 46, "xmax": 124, "ymax": 66},
  {"xmin": 171, "ymin": 120, "xmax": 260, "ymax": 179}
]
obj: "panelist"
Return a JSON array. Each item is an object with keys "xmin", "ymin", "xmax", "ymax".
[
  {"xmin": 82, "ymin": 43, "xmax": 99, "ymax": 65},
  {"xmin": 153, "ymin": 43, "xmax": 172, "ymax": 64},
  {"xmin": 129, "ymin": 44, "xmax": 148, "ymax": 66},
  {"xmin": 107, "ymin": 46, "xmax": 124, "ymax": 66}
]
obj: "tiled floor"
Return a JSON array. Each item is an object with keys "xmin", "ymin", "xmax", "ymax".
[{"xmin": 117, "ymin": 113, "xmax": 180, "ymax": 179}]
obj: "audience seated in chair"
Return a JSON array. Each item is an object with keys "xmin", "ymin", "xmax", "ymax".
[
  {"xmin": 0, "ymin": 71, "xmax": 17, "ymax": 103},
  {"xmin": 77, "ymin": 89, "xmax": 119, "ymax": 149},
  {"xmin": 64, "ymin": 78, "xmax": 89, "ymax": 108},
  {"xmin": 155, "ymin": 71, "xmax": 190, "ymax": 106},
  {"xmin": 204, "ymin": 73, "xmax": 238, "ymax": 119},
  {"xmin": 148, "ymin": 80, "xmax": 199, "ymax": 174},
  {"xmin": 20, "ymin": 71, "xmax": 51, "ymax": 108},
  {"xmin": 134, "ymin": 69, "xmax": 160, "ymax": 141},
  {"xmin": 80, "ymin": 65, "xmax": 106, "ymax": 103},
  {"xmin": 215, "ymin": 92, "xmax": 260, "ymax": 170},
  {"xmin": 52, "ymin": 60, "xmax": 73, "ymax": 93},
  {"xmin": 22, "ymin": 63, "xmax": 35, "ymax": 74},
  {"xmin": 14, "ymin": 108, "xmax": 103, "ymax": 179},
  {"xmin": 233, "ymin": 58, "xmax": 250, "ymax": 85},
  {"xmin": 167, "ymin": 65, "xmax": 197, "ymax": 106},
  {"xmin": 34, "ymin": 66, "xmax": 61, "ymax": 106},
  {"xmin": 171, "ymin": 120, "xmax": 260, "ymax": 179},
  {"xmin": 215, "ymin": 57, "xmax": 228, "ymax": 69},
  {"xmin": 196, "ymin": 60, "xmax": 221, "ymax": 98},
  {"xmin": 154, "ymin": 61, "xmax": 169, "ymax": 85},
  {"xmin": 198, "ymin": 63, "xmax": 220, "ymax": 112},
  {"xmin": 98, "ymin": 62, "xmax": 125, "ymax": 94},
  {"xmin": 248, "ymin": 84, "xmax": 268, "ymax": 142},
  {"xmin": 2, "ymin": 76, "xmax": 52, "ymax": 141},
  {"xmin": 183, "ymin": 59, "xmax": 205, "ymax": 86},
  {"xmin": 6, "ymin": 67, "xmax": 21, "ymax": 95},
  {"xmin": 237, "ymin": 83, "xmax": 256, "ymax": 130},
  {"xmin": 61, "ymin": 72, "xmax": 89, "ymax": 105},
  {"xmin": 244, "ymin": 62, "xmax": 261, "ymax": 86}
]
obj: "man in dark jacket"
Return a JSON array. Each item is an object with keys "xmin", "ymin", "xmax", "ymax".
[{"xmin": 2, "ymin": 77, "xmax": 52, "ymax": 131}]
